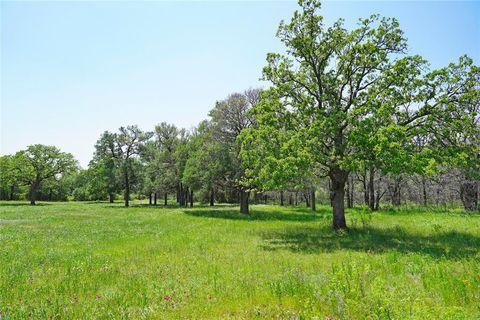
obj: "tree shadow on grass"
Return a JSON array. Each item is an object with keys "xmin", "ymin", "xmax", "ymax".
[
  {"xmin": 261, "ymin": 225, "xmax": 480, "ymax": 260},
  {"xmin": 184, "ymin": 206, "xmax": 325, "ymax": 222},
  {"xmin": 0, "ymin": 202, "xmax": 50, "ymax": 207},
  {"xmin": 103, "ymin": 203, "xmax": 190, "ymax": 209},
  {"xmin": 115, "ymin": 204, "xmax": 179, "ymax": 209},
  {"xmin": 82, "ymin": 201, "xmax": 117, "ymax": 205},
  {"xmin": 104, "ymin": 203, "xmax": 256, "ymax": 209}
]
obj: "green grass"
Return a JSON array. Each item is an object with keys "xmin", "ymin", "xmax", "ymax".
[{"xmin": 1, "ymin": 201, "xmax": 479, "ymax": 319}]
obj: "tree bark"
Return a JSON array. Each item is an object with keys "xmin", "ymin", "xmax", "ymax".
[
  {"xmin": 10, "ymin": 184, "xmax": 15, "ymax": 201},
  {"xmin": 149, "ymin": 193, "xmax": 152, "ymax": 205},
  {"xmin": 190, "ymin": 190, "xmax": 194, "ymax": 207},
  {"xmin": 124, "ymin": 169, "xmax": 130, "ymax": 207},
  {"xmin": 240, "ymin": 190, "xmax": 250, "ymax": 214},
  {"xmin": 330, "ymin": 167, "xmax": 348, "ymax": 230},
  {"xmin": 164, "ymin": 192, "xmax": 168, "ymax": 206},
  {"xmin": 460, "ymin": 179, "xmax": 478, "ymax": 211},
  {"xmin": 390, "ymin": 179, "xmax": 401, "ymax": 206},
  {"xmin": 346, "ymin": 178, "xmax": 351, "ymax": 208},
  {"xmin": 422, "ymin": 177, "xmax": 427, "ymax": 206},
  {"xmin": 280, "ymin": 191, "xmax": 284, "ymax": 206},
  {"xmin": 305, "ymin": 192, "xmax": 310, "ymax": 208},
  {"xmin": 30, "ymin": 179, "xmax": 40, "ymax": 205},
  {"xmin": 184, "ymin": 187, "xmax": 189, "ymax": 207},
  {"xmin": 109, "ymin": 192, "xmax": 114, "ymax": 203},
  {"xmin": 210, "ymin": 189, "xmax": 214, "ymax": 206},
  {"xmin": 361, "ymin": 171, "xmax": 369, "ymax": 206},
  {"xmin": 179, "ymin": 183, "xmax": 185, "ymax": 206},
  {"xmin": 375, "ymin": 181, "xmax": 381, "ymax": 211},
  {"xmin": 368, "ymin": 167, "xmax": 375, "ymax": 211},
  {"xmin": 310, "ymin": 188, "xmax": 316, "ymax": 211},
  {"xmin": 154, "ymin": 192, "xmax": 158, "ymax": 206}
]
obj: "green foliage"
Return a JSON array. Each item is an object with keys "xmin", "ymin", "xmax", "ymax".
[
  {"xmin": 13, "ymin": 144, "xmax": 78, "ymax": 184},
  {"xmin": 209, "ymin": 91, "xmax": 259, "ymax": 188},
  {"xmin": 241, "ymin": 1, "xmax": 415, "ymax": 189},
  {"xmin": 239, "ymin": 0, "xmax": 480, "ymax": 224},
  {"xmin": 142, "ymin": 122, "xmax": 187, "ymax": 198},
  {"xmin": 10, "ymin": 145, "xmax": 78, "ymax": 203},
  {"xmin": 0, "ymin": 155, "xmax": 19, "ymax": 200},
  {"xmin": 425, "ymin": 56, "xmax": 480, "ymax": 180},
  {"xmin": 93, "ymin": 126, "xmax": 152, "ymax": 206},
  {"xmin": 182, "ymin": 121, "xmax": 234, "ymax": 195}
]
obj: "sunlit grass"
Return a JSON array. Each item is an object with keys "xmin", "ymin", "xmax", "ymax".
[{"xmin": 1, "ymin": 201, "xmax": 479, "ymax": 319}]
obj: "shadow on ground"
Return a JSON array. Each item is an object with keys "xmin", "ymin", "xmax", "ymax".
[
  {"xmin": 103, "ymin": 204, "xmax": 180, "ymax": 209},
  {"xmin": 261, "ymin": 225, "xmax": 480, "ymax": 260},
  {"xmin": 184, "ymin": 207, "xmax": 325, "ymax": 222},
  {"xmin": 0, "ymin": 202, "xmax": 50, "ymax": 207},
  {"xmin": 101, "ymin": 200, "xmax": 244, "ymax": 210},
  {"xmin": 102, "ymin": 203, "xmax": 239, "ymax": 209}
]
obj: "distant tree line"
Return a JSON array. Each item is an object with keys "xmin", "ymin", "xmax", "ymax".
[{"xmin": 1, "ymin": 1, "xmax": 478, "ymax": 229}]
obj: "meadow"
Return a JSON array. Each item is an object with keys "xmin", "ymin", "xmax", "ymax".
[{"xmin": 1, "ymin": 201, "xmax": 479, "ymax": 319}]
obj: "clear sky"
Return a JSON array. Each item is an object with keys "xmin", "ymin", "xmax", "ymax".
[{"xmin": 1, "ymin": 1, "xmax": 479, "ymax": 168}]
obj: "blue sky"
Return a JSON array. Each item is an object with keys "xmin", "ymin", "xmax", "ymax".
[{"xmin": 1, "ymin": 1, "xmax": 479, "ymax": 168}]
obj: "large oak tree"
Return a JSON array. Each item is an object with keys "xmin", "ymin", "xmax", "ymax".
[
  {"xmin": 13, "ymin": 144, "xmax": 77, "ymax": 205},
  {"xmin": 240, "ymin": 0, "xmax": 478, "ymax": 228}
]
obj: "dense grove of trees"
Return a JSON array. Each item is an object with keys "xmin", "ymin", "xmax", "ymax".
[{"xmin": 1, "ymin": 1, "xmax": 478, "ymax": 228}]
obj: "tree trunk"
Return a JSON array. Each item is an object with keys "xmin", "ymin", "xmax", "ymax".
[
  {"xmin": 375, "ymin": 195, "xmax": 380, "ymax": 211},
  {"xmin": 190, "ymin": 190, "xmax": 194, "ymax": 207},
  {"xmin": 310, "ymin": 188, "xmax": 316, "ymax": 211},
  {"xmin": 346, "ymin": 177, "xmax": 353, "ymax": 208},
  {"xmin": 179, "ymin": 183, "xmax": 185, "ymax": 206},
  {"xmin": 361, "ymin": 171, "xmax": 369, "ymax": 206},
  {"xmin": 368, "ymin": 167, "xmax": 375, "ymax": 211},
  {"xmin": 10, "ymin": 184, "xmax": 15, "ymax": 201},
  {"xmin": 109, "ymin": 192, "xmax": 114, "ymax": 203},
  {"xmin": 305, "ymin": 192, "xmax": 310, "ymax": 208},
  {"xmin": 154, "ymin": 192, "xmax": 158, "ymax": 206},
  {"xmin": 390, "ymin": 180, "xmax": 401, "ymax": 206},
  {"xmin": 149, "ymin": 193, "xmax": 152, "ymax": 205},
  {"xmin": 184, "ymin": 187, "xmax": 189, "ymax": 207},
  {"xmin": 240, "ymin": 190, "xmax": 250, "ymax": 214},
  {"xmin": 375, "ymin": 183, "xmax": 381, "ymax": 211},
  {"xmin": 422, "ymin": 177, "xmax": 427, "ymax": 206},
  {"xmin": 210, "ymin": 189, "xmax": 214, "ymax": 206},
  {"xmin": 280, "ymin": 191, "xmax": 284, "ymax": 206},
  {"xmin": 330, "ymin": 168, "xmax": 348, "ymax": 230},
  {"xmin": 124, "ymin": 169, "xmax": 130, "ymax": 207},
  {"xmin": 460, "ymin": 179, "xmax": 478, "ymax": 211},
  {"xmin": 164, "ymin": 192, "xmax": 168, "ymax": 206},
  {"xmin": 289, "ymin": 194, "xmax": 293, "ymax": 205},
  {"xmin": 264, "ymin": 194, "xmax": 267, "ymax": 204},
  {"xmin": 30, "ymin": 180, "xmax": 40, "ymax": 205}
]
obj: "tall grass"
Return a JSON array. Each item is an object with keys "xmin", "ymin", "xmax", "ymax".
[{"xmin": 1, "ymin": 201, "xmax": 479, "ymax": 319}]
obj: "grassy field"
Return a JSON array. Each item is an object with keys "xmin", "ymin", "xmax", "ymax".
[{"xmin": 1, "ymin": 201, "xmax": 479, "ymax": 319}]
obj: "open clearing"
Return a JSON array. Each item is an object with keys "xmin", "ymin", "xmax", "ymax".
[{"xmin": 1, "ymin": 201, "xmax": 479, "ymax": 319}]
